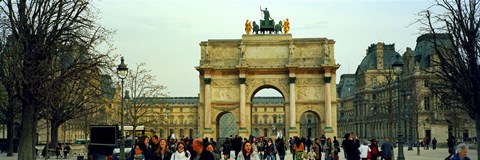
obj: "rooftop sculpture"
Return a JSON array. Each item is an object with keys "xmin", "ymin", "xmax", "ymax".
[{"xmin": 245, "ymin": 7, "xmax": 290, "ymax": 35}]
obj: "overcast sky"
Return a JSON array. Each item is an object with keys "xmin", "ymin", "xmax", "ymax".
[{"xmin": 93, "ymin": 0, "xmax": 434, "ymax": 97}]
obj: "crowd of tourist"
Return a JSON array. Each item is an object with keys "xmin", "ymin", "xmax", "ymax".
[{"xmin": 101, "ymin": 133, "xmax": 471, "ymax": 160}]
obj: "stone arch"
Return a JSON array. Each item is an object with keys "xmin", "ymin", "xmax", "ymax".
[
  {"xmin": 216, "ymin": 111, "xmax": 238, "ymax": 138},
  {"xmin": 300, "ymin": 111, "xmax": 323, "ymax": 138},
  {"xmin": 197, "ymin": 35, "xmax": 338, "ymax": 139},
  {"xmin": 249, "ymin": 85, "xmax": 286, "ymax": 138},
  {"xmin": 246, "ymin": 82, "xmax": 289, "ymax": 102}
]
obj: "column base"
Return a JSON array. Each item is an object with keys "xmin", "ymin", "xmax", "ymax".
[
  {"xmin": 204, "ymin": 128, "xmax": 212, "ymax": 133},
  {"xmin": 239, "ymin": 127, "xmax": 248, "ymax": 132},
  {"xmin": 239, "ymin": 127, "xmax": 249, "ymax": 138},
  {"xmin": 203, "ymin": 128, "xmax": 213, "ymax": 138},
  {"xmin": 288, "ymin": 127, "xmax": 299, "ymax": 137},
  {"xmin": 324, "ymin": 127, "xmax": 334, "ymax": 133}
]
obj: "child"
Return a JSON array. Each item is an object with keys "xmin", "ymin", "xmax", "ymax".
[{"xmin": 308, "ymin": 147, "xmax": 317, "ymax": 160}]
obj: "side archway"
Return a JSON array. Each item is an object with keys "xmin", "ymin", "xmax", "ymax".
[{"xmin": 300, "ymin": 111, "xmax": 322, "ymax": 138}]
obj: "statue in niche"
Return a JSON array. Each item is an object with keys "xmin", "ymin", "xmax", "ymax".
[{"xmin": 323, "ymin": 42, "xmax": 330, "ymax": 63}]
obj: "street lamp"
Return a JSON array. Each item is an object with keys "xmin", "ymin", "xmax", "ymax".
[
  {"xmin": 405, "ymin": 93, "xmax": 413, "ymax": 151},
  {"xmin": 392, "ymin": 55, "xmax": 405, "ymax": 160},
  {"xmin": 116, "ymin": 56, "xmax": 129, "ymax": 160}
]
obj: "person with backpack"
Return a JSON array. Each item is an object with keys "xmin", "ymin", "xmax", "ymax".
[
  {"xmin": 222, "ymin": 138, "xmax": 232, "ymax": 160},
  {"xmin": 369, "ymin": 139, "xmax": 379, "ymax": 160}
]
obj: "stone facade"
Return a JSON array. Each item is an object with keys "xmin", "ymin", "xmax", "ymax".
[
  {"xmin": 337, "ymin": 34, "xmax": 476, "ymax": 146},
  {"xmin": 34, "ymin": 34, "xmax": 340, "ymax": 143},
  {"xmin": 196, "ymin": 34, "xmax": 339, "ymax": 139}
]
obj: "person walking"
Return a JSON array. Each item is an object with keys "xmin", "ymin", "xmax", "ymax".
[
  {"xmin": 369, "ymin": 140, "xmax": 379, "ymax": 160},
  {"xmin": 448, "ymin": 143, "xmax": 471, "ymax": 160},
  {"xmin": 153, "ymin": 139, "xmax": 173, "ymax": 160},
  {"xmin": 170, "ymin": 141, "xmax": 190, "ymax": 160},
  {"xmin": 324, "ymin": 138, "xmax": 333, "ymax": 160},
  {"xmin": 222, "ymin": 138, "xmax": 232, "ymax": 160},
  {"xmin": 206, "ymin": 143, "xmax": 221, "ymax": 160},
  {"xmin": 294, "ymin": 137, "xmax": 305, "ymax": 160},
  {"xmin": 134, "ymin": 143, "xmax": 147, "ymax": 160},
  {"xmin": 380, "ymin": 138, "xmax": 393, "ymax": 160},
  {"xmin": 55, "ymin": 144, "xmax": 62, "ymax": 159},
  {"xmin": 289, "ymin": 137, "xmax": 295, "ymax": 160},
  {"xmin": 264, "ymin": 138, "xmax": 276, "ymax": 160},
  {"xmin": 63, "ymin": 144, "xmax": 70, "ymax": 159},
  {"xmin": 358, "ymin": 141, "xmax": 370, "ymax": 160},
  {"xmin": 432, "ymin": 137, "xmax": 437, "ymax": 150},
  {"xmin": 237, "ymin": 140, "xmax": 259, "ymax": 160},
  {"xmin": 312, "ymin": 138, "xmax": 322, "ymax": 160},
  {"xmin": 191, "ymin": 138, "xmax": 214, "ymax": 160},
  {"xmin": 426, "ymin": 136, "xmax": 431, "ymax": 150}
]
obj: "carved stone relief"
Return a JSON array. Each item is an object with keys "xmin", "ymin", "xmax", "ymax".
[
  {"xmin": 212, "ymin": 79, "xmax": 238, "ymax": 86},
  {"xmin": 296, "ymin": 86, "xmax": 322, "ymax": 100},
  {"xmin": 212, "ymin": 87, "xmax": 238, "ymax": 101},
  {"xmin": 296, "ymin": 78, "xmax": 322, "ymax": 86}
]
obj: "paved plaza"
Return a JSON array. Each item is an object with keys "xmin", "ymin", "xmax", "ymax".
[{"xmin": 0, "ymin": 146, "xmax": 477, "ymax": 160}]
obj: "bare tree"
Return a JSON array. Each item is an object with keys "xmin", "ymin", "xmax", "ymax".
[
  {"xmin": 408, "ymin": 88, "xmax": 427, "ymax": 155},
  {"xmin": 0, "ymin": 83, "xmax": 20, "ymax": 157},
  {"xmin": 39, "ymin": 61, "xmax": 110, "ymax": 149},
  {"xmin": 0, "ymin": 1, "xmax": 112, "ymax": 159},
  {"xmin": 125, "ymin": 63, "xmax": 167, "ymax": 138},
  {"xmin": 419, "ymin": 0, "xmax": 480, "ymax": 157},
  {"xmin": 0, "ymin": 24, "xmax": 22, "ymax": 157}
]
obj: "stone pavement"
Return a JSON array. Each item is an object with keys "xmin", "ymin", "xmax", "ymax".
[{"xmin": 0, "ymin": 147, "xmax": 477, "ymax": 160}]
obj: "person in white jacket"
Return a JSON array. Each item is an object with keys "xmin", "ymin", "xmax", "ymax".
[
  {"xmin": 170, "ymin": 141, "xmax": 190, "ymax": 160},
  {"xmin": 358, "ymin": 141, "xmax": 371, "ymax": 160},
  {"xmin": 237, "ymin": 140, "xmax": 260, "ymax": 160}
]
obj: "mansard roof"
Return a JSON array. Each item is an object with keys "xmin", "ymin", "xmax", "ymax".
[
  {"xmin": 337, "ymin": 74, "xmax": 356, "ymax": 98},
  {"xmin": 414, "ymin": 33, "xmax": 451, "ymax": 70},
  {"xmin": 357, "ymin": 43, "xmax": 401, "ymax": 73},
  {"xmin": 140, "ymin": 97, "xmax": 199, "ymax": 105},
  {"xmin": 136, "ymin": 96, "xmax": 284, "ymax": 105},
  {"xmin": 251, "ymin": 97, "xmax": 284, "ymax": 105}
]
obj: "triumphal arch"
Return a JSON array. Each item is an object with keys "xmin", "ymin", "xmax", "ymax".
[{"xmin": 196, "ymin": 33, "xmax": 339, "ymax": 139}]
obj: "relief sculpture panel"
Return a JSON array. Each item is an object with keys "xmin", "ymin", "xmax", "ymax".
[
  {"xmin": 296, "ymin": 78, "xmax": 322, "ymax": 86},
  {"xmin": 296, "ymin": 86, "xmax": 322, "ymax": 101},
  {"xmin": 212, "ymin": 87, "xmax": 239, "ymax": 102}
]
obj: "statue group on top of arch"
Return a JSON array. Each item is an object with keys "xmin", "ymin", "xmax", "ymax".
[{"xmin": 245, "ymin": 7, "xmax": 290, "ymax": 35}]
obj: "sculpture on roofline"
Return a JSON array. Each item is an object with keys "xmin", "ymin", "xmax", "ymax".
[
  {"xmin": 245, "ymin": 19, "xmax": 252, "ymax": 35},
  {"xmin": 283, "ymin": 18, "xmax": 290, "ymax": 34}
]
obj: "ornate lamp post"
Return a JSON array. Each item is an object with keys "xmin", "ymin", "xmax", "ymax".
[
  {"xmin": 116, "ymin": 57, "xmax": 129, "ymax": 160},
  {"xmin": 392, "ymin": 55, "xmax": 405, "ymax": 160}
]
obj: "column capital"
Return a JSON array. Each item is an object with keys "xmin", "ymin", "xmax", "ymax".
[
  {"xmin": 239, "ymin": 78, "xmax": 246, "ymax": 84},
  {"xmin": 324, "ymin": 77, "xmax": 332, "ymax": 83},
  {"xmin": 289, "ymin": 77, "xmax": 296, "ymax": 84},
  {"xmin": 204, "ymin": 78, "xmax": 212, "ymax": 85}
]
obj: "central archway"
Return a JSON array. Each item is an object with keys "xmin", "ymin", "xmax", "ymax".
[
  {"xmin": 251, "ymin": 86, "xmax": 285, "ymax": 138},
  {"xmin": 217, "ymin": 112, "xmax": 238, "ymax": 139}
]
